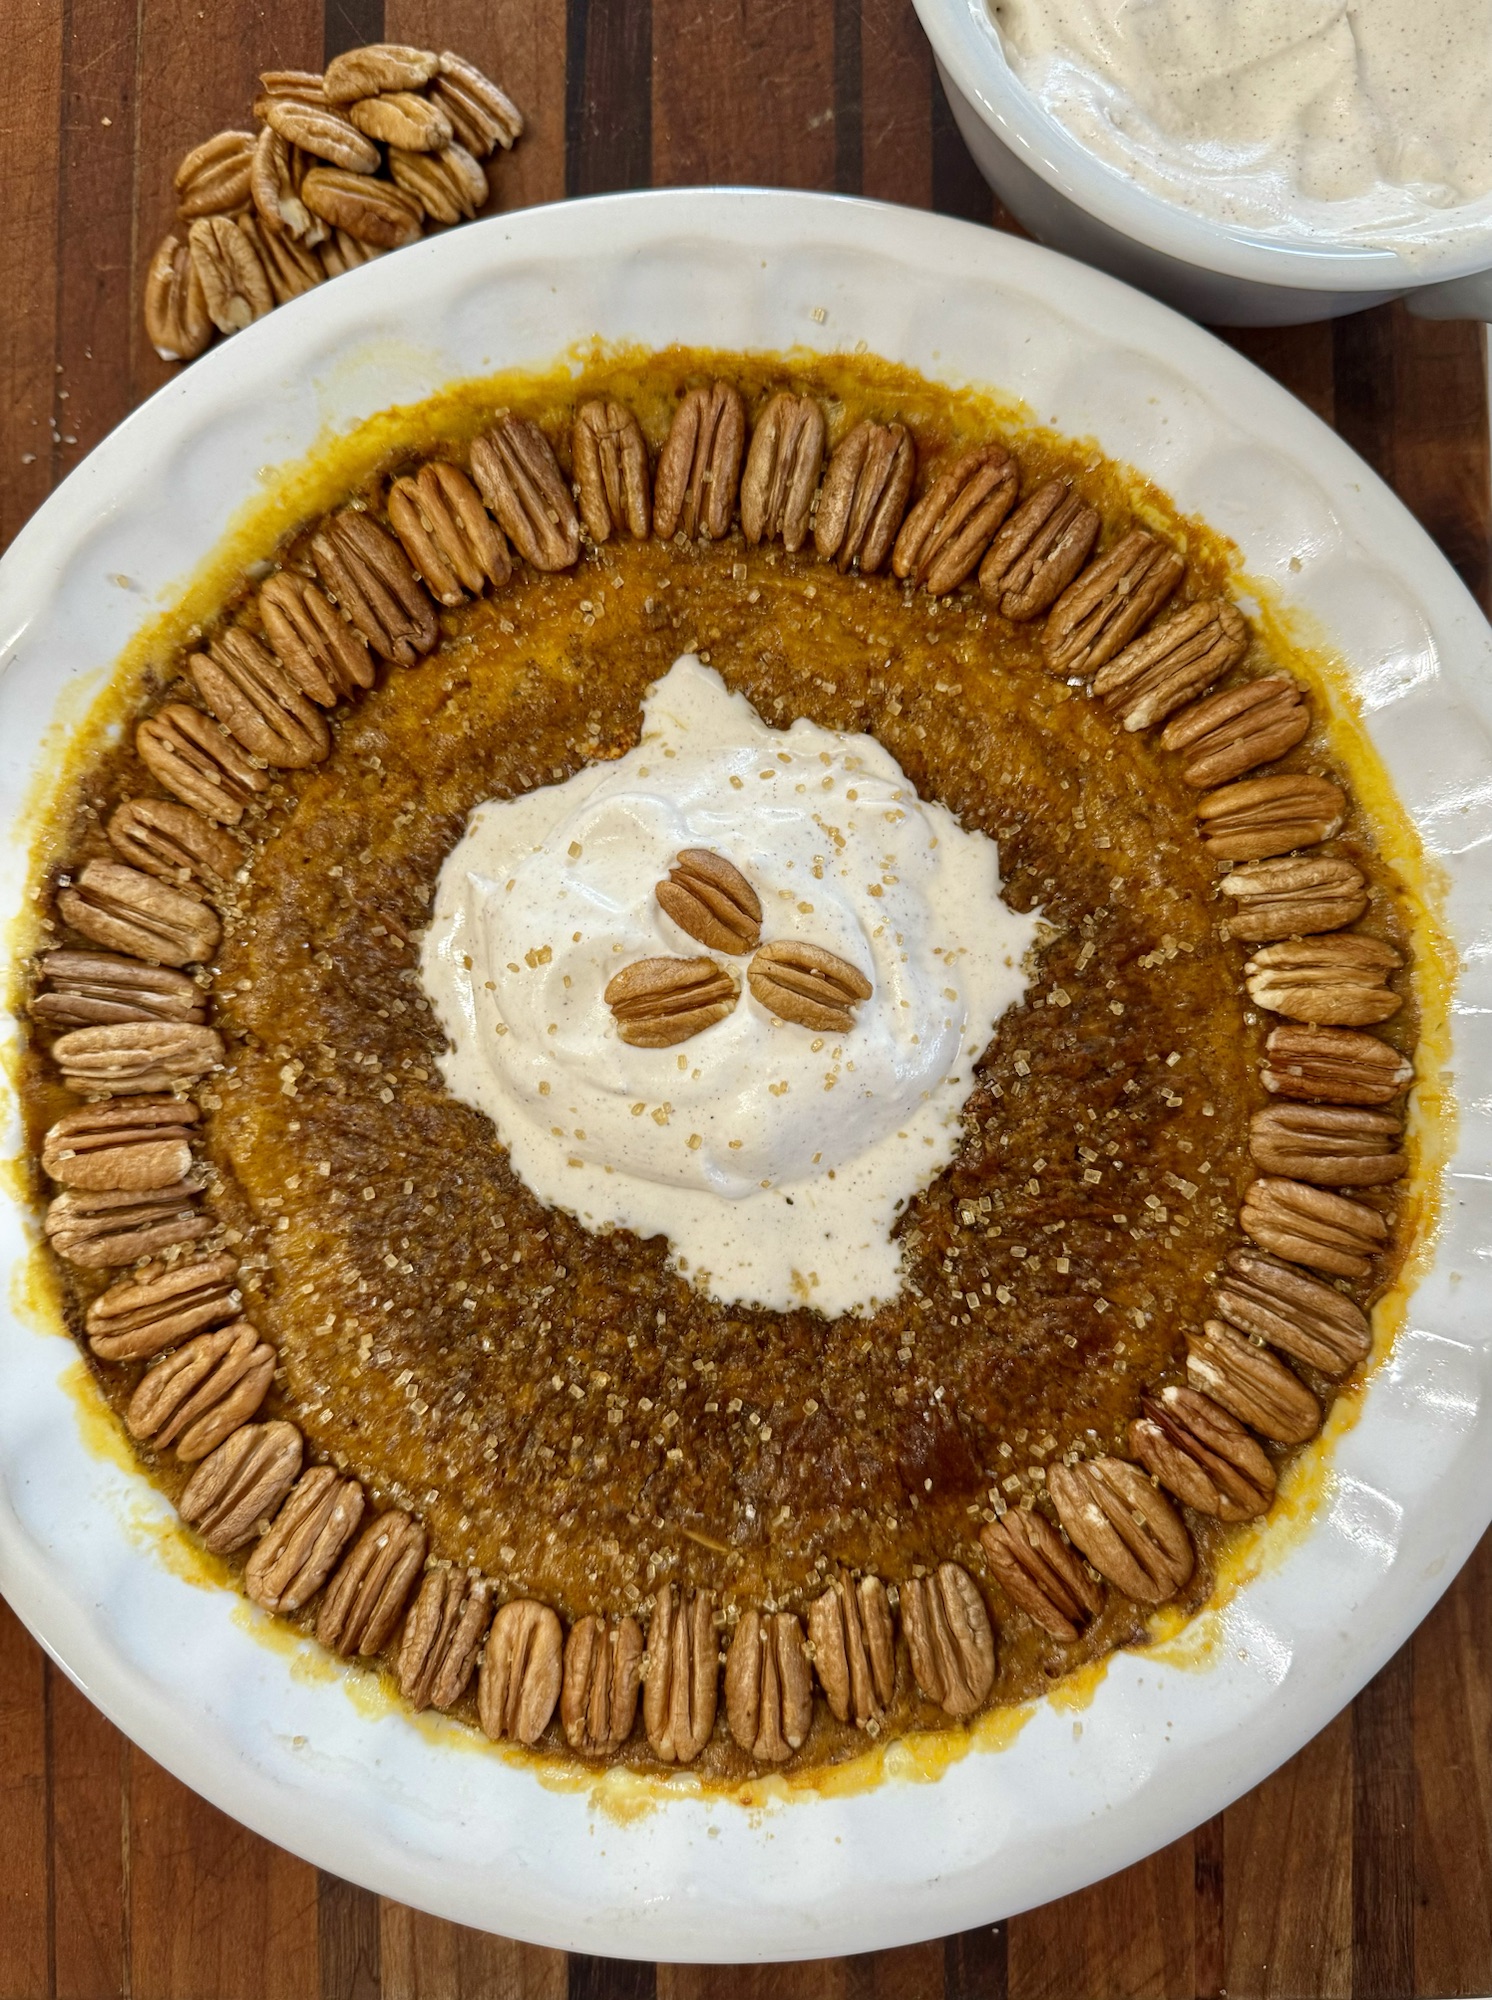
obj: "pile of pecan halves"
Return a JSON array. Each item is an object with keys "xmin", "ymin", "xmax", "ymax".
[{"xmin": 143, "ymin": 42, "xmax": 522, "ymax": 364}]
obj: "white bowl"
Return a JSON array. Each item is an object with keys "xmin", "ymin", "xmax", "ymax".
[
  {"xmin": 914, "ymin": 0, "xmax": 1492, "ymax": 326},
  {"xmin": 0, "ymin": 189, "xmax": 1490, "ymax": 1962}
]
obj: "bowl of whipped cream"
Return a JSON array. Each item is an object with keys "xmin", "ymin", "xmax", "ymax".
[{"xmin": 915, "ymin": 0, "xmax": 1492, "ymax": 324}]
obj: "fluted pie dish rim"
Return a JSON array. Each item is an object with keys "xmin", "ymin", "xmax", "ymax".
[{"xmin": 0, "ymin": 189, "xmax": 1486, "ymax": 1960}]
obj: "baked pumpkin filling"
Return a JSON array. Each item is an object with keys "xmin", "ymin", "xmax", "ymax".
[{"xmin": 22, "ymin": 353, "xmax": 1417, "ymax": 1782}]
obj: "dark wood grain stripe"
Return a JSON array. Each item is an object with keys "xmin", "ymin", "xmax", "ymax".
[
  {"xmin": 845, "ymin": 1940, "xmax": 944, "ymax": 1997},
  {"xmin": 945, "ymin": 1919, "xmax": 1007, "ymax": 2000},
  {"xmin": 1411, "ymin": 1534, "xmax": 1492, "ymax": 1997},
  {"xmin": 1332, "ymin": 305, "xmax": 1398, "ymax": 485},
  {"xmin": 325, "ymin": 0, "xmax": 386, "ymax": 62},
  {"xmin": 1353, "ymin": 1643, "xmax": 1415, "ymax": 2000},
  {"xmin": 1191, "ymin": 1813, "xmax": 1224, "ymax": 2000},
  {"xmin": 570, "ymin": 1949, "xmax": 658, "ymax": 1999},
  {"xmin": 833, "ymin": 0, "xmax": 864, "ymax": 195},
  {"xmin": 321, "ymin": 1870, "xmax": 383, "ymax": 2000},
  {"xmin": 565, "ymin": 0, "xmax": 652, "ymax": 198},
  {"xmin": 929, "ymin": 64, "xmax": 991, "ymax": 226}
]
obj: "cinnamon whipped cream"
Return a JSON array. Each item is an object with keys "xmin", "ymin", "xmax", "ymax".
[
  {"xmin": 992, "ymin": 0, "xmax": 1492, "ymax": 251},
  {"xmin": 421, "ymin": 657, "xmax": 1040, "ymax": 1316}
]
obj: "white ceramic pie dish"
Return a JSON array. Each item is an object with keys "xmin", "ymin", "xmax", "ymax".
[{"xmin": 0, "ymin": 189, "xmax": 1489, "ymax": 1963}]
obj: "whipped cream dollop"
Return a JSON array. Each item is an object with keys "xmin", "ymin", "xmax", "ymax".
[
  {"xmin": 992, "ymin": 0, "xmax": 1492, "ymax": 253},
  {"xmin": 421, "ymin": 658, "xmax": 1039, "ymax": 1315}
]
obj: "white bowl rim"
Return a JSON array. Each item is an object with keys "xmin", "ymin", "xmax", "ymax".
[
  {"xmin": 0, "ymin": 186, "xmax": 1489, "ymax": 1961},
  {"xmin": 914, "ymin": 0, "xmax": 1492, "ymax": 293}
]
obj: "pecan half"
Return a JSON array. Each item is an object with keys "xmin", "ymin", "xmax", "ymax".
[
  {"xmin": 478, "ymin": 1599, "xmax": 564, "ymax": 1746},
  {"xmin": 572, "ymin": 400, "xmax": 651, "ymax": 543},
  {"xmin": 1250, "ymin": 1103, "xmax": 1403, "ymax": 1186},
  {"xmin": 301, "ymin": 168, "xmax": 422, "ymax": 248},
  {"xmin": 430, "ymin": 51, "xmax": 524, "ymax": 156},
  {"xmin": 807, "ymin": 1572, "xmax": 894, "ymax": 1728},
  {"xmin": 188, "ymin": 216, "xmax": 273, "ymax": 335},
  {"xmin": 725, "ymin": 1609, "xmax": 812, "ymax": 1763},
  {"xmin": 349, "ymin": 91, "xmax": 451, "ymax": 153},
  {"xmin": 1244, "ymin": 935, "xmax": 1402, "ymax": 1027},
  {"xmin": 179, "ymin": 1420, "xmax": 302, "ymax": 1554},
  {"xmin": 127, "ymin": 1321, "xmax": 275, "ymax": 1462},
  {"xmin": 174, "ymin": 131, "xmax": 256, "ymax": 218},
  {"xmin": 900, "ymin": 1563, "xmax": 996, "ymax": 1718},
  {"xmin": 740, "ymin": 392, "xmax": 826, "ymax": 553},
  {"xmin": 1187, "ymin": 1322, "xmax": 1319, "ymax": 1445},
  {"xmin": 1046, "ymin": 1458, "xmax": 1193, "ymax": 1604},
  {"xmin": 258, "ymin": 570, "xmax": 373, "ymax": 704},
  {"xmin": 1091, "ymin": 598, "xmax": 1248, "ymax": 731},
  {"xmin": 242, "ymin": 212, "xmax": 325, "ymax": 306},
  {"xmin": 387, "ymin": 461, "xmax": 511, "ymax": 605},
  {"xmin": 316, "ymin": 1510, "xmax": 428, "ymax": 1656},
  {"xmin": 388, "ymin": 141, "xmax": 488, "ymax": 225},
  {"xmin": 980, "ymin": 1508, "xmax": 1103, "ymax": 1642},
  {"xmin": 978, "ymin": 477, "xmax": 1100, "ymax": 620},
  {"xmin": 814, "ymin": 420, "xmax": 915, "ymax": 575},
  {"xmin": 42, "ymin": 1097, "xmax": 199, "ymax": 1192},
  {"xmin": 264, "ymin": 101, "xmax": 381, "ymax": 175},
  {"xmin": 86, "ymin": 1251, "xmax": 241, "ymax": 1363},
  {"xmin": 49, "ymin": 1020, "xmax": 223, "ymax": 1095},
  {"xmin": 254, "ymin": 70, "xmax": 330, "ymax": 114},
  {"xmin": 245, "ymin": 1467, "xmax": 365, "ymax": 1614},
  {"xmin": 137, "ymin": 702, "xmax": 268, "ymax": 825},
  {"xmin": 469, "ymin": 416, "xmax": 581, "ymax": 571},
  {"xmin": 311, "ymin": 509, "xmax": 440, "ymax": 664},
  {"xmin": 604, "ymin": 956, "xmax": 738, "ymax": 1048},
  {"xmin": 143, "ymin": 234, "xmax": 213, "ymax": 362},
  {"xmin": 652, "ymin": 384, "xmax": 746, "ymax": 542},
  {"xmin": 1130, "ymin": 1387, "xmax": 1275, "ymax": 1522},
  {"xmin": 319, "ymin": 228, "xmax": 385, "ymax": 277},
  {"xmin": 747, "ymin": 940, "xmax": 871, "ymax": 1032},
  {"xmin": 656, "ymin": 849, "xmax": 762, "ymax": 955},
  {"xmin": 250, "ymin": 128, "xmax": 323, "ymax": 243},
  {"xmin": 45, "ymin": 1182, "xmax": 209, "ymax": 1269},
  {"xmin": 1160, "ymin": 674, "xmax": 1310, "ymax": 788},
  {"xmin": 1196, "ymin": 773, "xmax": 1346, "ymax": 862},
  {"xmin": 107, "ymin": 799, "xmax": 242, "ymax": 895},
  {"xmin": 643, "ymin": 1585, "xmax": 718, "ymax": 1764},
  {"xmin": 398, "ymin": 1568, "xmax": 493, "ymax": 1711},
  {"xmin": 1043, "ymin": 530, "xmax": 1185, "ymax": 677},
  {"xmin": 1220, "ymin": 856, "xmax": 1367, "ymax": 942},
  {"xmin": 563, "ymin": 1613, "xmax": 645, "ymax": 1756},
  {"xmin": 31, "ymin": 951, "xmax": 205, "ymax": 1030},
  {"xmin": 189, "ymin": 628, "xmax": 331, "ymax": 768},
  {"xmin": 1260, "ymin": 1025, "xmax": 1413, "ymax": 1107},
  {"xmin": 1215, "ymin": 1248, "xmax": 1371, "ymax": 1376},
  {"xmin": 892, "ymin": 443, "xmax": 1018, "ymax": 596},
  {"xmin": 324, "ymin": 42, "xmax": 440, "ymax": 99},
  {"xmin": 58, "ymin": 860, "xmax": 220, "ymax": 969},
  {"xmin": 1240, "ymin": 1175, "xmax": 1389, "ymax": 1279}
]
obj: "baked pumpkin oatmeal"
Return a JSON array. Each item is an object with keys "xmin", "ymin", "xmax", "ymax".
[{"xmin": 19, "ymin": 348, "xmax": 1420, "ymax": 1783}]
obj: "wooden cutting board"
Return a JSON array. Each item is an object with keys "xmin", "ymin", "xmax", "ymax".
[{"xmin": 2, "ymin": 3, "xmax": 1488, "ymax": 1993}]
